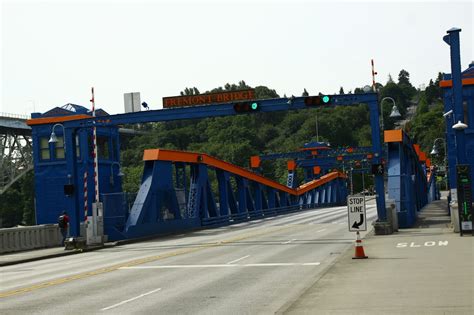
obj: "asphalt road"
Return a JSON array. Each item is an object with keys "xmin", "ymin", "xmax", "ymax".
[{"xmin": 1, "ymin": 200, "xmax": 377, "ymax": 314}]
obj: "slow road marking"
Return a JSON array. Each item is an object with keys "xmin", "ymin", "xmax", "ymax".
[{"xmin": 396, "ymin": 240, "xmax": 449, "ymax": 248}]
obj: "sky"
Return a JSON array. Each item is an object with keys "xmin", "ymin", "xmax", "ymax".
[{"xmin": 1, "ymin": 0, "xmax": 473, "ymax": 116}]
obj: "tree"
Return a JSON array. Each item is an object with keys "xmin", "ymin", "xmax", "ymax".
[
  {"xmin": 397, "ymin": 69, "xmax": 417, "ymax": 100},
  {"xmin": 180, "ymin": 87, "xmax": 200, "ymax": 96},
  {"xmin": 398, "ymin": 69, "xmax": 411, "ymax": 86},
  {"xmin": 339, "ymin": 87, "xmax": 345, "ymax": 94},
  {"xmin": 302, "ymin": 88, "xmax": 309, "ymax": 96},
  {"xmin": 387, "ymin": 74, "xmax": 394, "ymax": 83},
  {"xmin": 416, "ymin": 93, "xmax": 429, "ymax": 115}
]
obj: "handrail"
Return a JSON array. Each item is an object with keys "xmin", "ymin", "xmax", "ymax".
[{"xmin": 143, "ymin": 149, "xmax": 346, "ymax": 196}]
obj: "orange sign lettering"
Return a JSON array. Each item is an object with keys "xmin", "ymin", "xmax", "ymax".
[{"xmin": 163, "ymin": 89, "xmax": 256, "ymax": 108}]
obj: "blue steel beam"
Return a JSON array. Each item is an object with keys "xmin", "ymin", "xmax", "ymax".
[
  {"xmin": 119, "ymin": 150, "xmax": 349, "ymax": 239},
  {"xmin": 32, "ymin": 92, "xmax": 387, "ymax": 237},
  {"xmin": 59, "ymin": 94, "xmax": 378, "ymax": 129},
  {"xmin": 385, "ymin": 130, "xmax": 434, "ymax": 227},
  {"xmin": 443, "ymin": 28, "xmax": 468, "ymax": 165}
]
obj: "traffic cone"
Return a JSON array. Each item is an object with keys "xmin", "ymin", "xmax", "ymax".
[{"xmin": 352, "ymin": 231, "xmax": 368, "ymax": 259}]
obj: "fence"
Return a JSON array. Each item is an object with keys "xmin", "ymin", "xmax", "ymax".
[{"xmin": 0, "ymin": 224, "xmax": 61, "ymax": 254}]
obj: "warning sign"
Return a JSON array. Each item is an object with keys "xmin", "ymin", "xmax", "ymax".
[{"xmin": 347, "ymin": 195, "xmax": 367, "ymax": 232}]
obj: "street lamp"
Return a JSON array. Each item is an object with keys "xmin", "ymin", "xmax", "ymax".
[
  {"xmin": 380, "ymin": 97, "xmax": 401, "ymax": 131},
  {"xmin": 49, "ymin": 123, "xmax": 66, "ymax": 147},
  {"xmin": 49, "ymin": 124, "xmax": 67, "ymax": 160},
  {"xmin": 110, "ymin": 162, "xmax": 124, "ymax": 185}
]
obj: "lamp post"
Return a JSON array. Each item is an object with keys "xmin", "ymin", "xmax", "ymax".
[
  {"xmin": 110, "ymin": 162, "xmax": 124, "ymax": 185},
  {"xmin": 48, "ymin": 123, "xmax": 66, "ymax": 150},
  {"xmin": 431, "ymin": 138, "xmax": 448, "ymax": 190},
  {"xmin": 380, "ymin": 97, "xmax": 401, "ymax": 131}
]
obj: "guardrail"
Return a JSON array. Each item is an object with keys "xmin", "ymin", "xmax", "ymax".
[
  {"xmin": 0, "ymin": 224, "xmax": 61, "ymax": 254},
  {"xmin": 0, "ymin": 112, "xmax": 30, "ymax": 120}
]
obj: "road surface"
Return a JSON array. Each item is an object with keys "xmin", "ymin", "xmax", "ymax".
[{"xmin": 1, "ymin": 199, "xmax": 377, "ymax": 314}]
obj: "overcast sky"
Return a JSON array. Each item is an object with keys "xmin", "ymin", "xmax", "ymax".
[{"xmin": 1, "ymin": 0, "xmax": 472, "ymax": 116}]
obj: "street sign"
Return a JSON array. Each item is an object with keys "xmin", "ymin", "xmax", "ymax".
[
  {"xmin": 347, "ymin": 195, "xmax": 367, "ymax": 232},
  {"xmin": 162, "ymin": 89, "xmax": 256, "ymax": 108},
  {"xmin": 456, "ymin": 164, "xmax": 473, "ymax": 236}
]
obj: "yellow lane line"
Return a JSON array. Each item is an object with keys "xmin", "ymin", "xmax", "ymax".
[{"xmin": 0, "ymin": 224, "xmax": 299, "ymax": 298}]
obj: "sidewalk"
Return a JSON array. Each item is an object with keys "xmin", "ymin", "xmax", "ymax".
[{"xmin": 284, "ymin": 199, "xmax": 474, "ymax": 314}]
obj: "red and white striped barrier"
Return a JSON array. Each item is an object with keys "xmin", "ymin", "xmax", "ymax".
[
  {"xmin": 83, "ymin": 171, "xmax": 88, "ymax": 221},
  {"xmin": 371, "ymin": 59, "xmax": 378, "ymax": 92},
  {"xmin": 90, "ymin": 87, "xmax": 100, "ymax": 205}
]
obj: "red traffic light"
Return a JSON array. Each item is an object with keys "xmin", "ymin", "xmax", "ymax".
[
  {"xmin": 304, "ymin": 95, "xmax": 331, "ymax": 106},
  {"xmin": 233, "ymin": 101, "xmax": 260, "ymax": 113}
]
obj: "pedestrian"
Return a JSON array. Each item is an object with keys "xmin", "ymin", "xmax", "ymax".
[{"xmin": 58, "ymin": 211, "xmax": 69, "ymax": 246}]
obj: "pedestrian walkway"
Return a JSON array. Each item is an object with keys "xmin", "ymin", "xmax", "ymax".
[{"xmin": 283, "ymin": 199, "xmax": 474, "ymax": 314}]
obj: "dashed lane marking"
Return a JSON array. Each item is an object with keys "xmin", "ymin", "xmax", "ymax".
[
  {"xmin": 101, "ymin": 287, "xmax": 162, "ymax": 311},
  {"xmin": 0, "ymin": 224, "xmax": 298, "ymax": 299}
]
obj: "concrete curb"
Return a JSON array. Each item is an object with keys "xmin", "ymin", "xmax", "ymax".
[
  {"xmin": 0, "ymin": 244, "xmax": 114, "ymax": 267},
  {"xmin": 0, "ymin": 249, "xmax": 81, "ymax": 267}
]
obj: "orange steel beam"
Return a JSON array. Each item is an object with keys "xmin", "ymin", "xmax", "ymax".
[
  {"xmin": 144, "ymin": 149, "xmax": 346, "ymax": 196},
  {"xmin": 27, "ymin": 114, "xmax": 92, "ymax": 126},
  {"xmin": 439, "ymin": 77, "xmax": 474, "ymax": 88}
]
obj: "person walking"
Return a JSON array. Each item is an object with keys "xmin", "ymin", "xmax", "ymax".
[{"xmin": 58, "ymin": 211, "xmax": 69, "ymax": 246}]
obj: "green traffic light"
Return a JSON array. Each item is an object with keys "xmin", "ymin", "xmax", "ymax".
[
  {"xmin": 251, "ymin": 102, "xmax": 258, "ymax": 110},
  {"xmin": 322, "ymin": 95, "xmax": 330, "ymax": 103}
]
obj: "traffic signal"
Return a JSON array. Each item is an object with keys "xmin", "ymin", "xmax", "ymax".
[
  {"xmin": 233, "ymin": 101, "xmax": 260, "ymax": 113},
  {"xmin": 304, "ymin": 95, "xmax": 332, "ymax": 106}
]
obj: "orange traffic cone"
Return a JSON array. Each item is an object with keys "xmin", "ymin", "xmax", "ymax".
[{"xmin": 352, "ymin": 231, "xmax": 368, "ymax": 259}]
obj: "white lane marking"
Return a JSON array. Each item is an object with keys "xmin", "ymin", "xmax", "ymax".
[
  {"xmin": 121, "ymin": 265, "xmax": 237, "ymax": 269},
  {"xmin": 315, "ymin": 228, "xmax": 326, "ymax": 233},
  {"xmin": 119, "ymin": 262, "xmax": 321, "ymax": 269},
  {"xmin": 281, "ymin": 238, "xmax": 297, "ymax": 244},
  {"xmin": 243, "ymin": 263, "xmax": 319, "ymax": 267},
  {"xmin": 101, "ymin": 288, "xmax": 162, "ymax": 311},
  {"xmin": 226, "ymin": 255, "xmax": 250, "ymax": 264}
]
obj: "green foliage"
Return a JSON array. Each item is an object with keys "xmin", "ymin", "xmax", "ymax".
[
  {"xmin": 121, "ymin": 165, "xmax": 144, "ymax": 193},
  {"xmin": 0, "ymin": 171, "xmax": 35, "ymax": 227},
  {"xmin": 416, "ymin": 93, "xmax": 429, "ymax": 115},
  {"xmin": 407, "ymin": 103, "xmax": 445, "ymax": 157}
]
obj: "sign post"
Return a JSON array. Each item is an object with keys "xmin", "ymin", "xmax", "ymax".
[{"xmin": 348, "ymin": 195, "xmax": 368, "ymax": 259}]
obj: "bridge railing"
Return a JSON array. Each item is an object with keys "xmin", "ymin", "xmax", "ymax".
[
  {"xmin": 0, "ymin": 112, "xmax": 30, "ymax": 120},
  {"xmin": 107, "ymin": 149, "xmax": 348, "ymax": 240},
  {"xmin": 0, "ymin": 224, "xmax": 61, "ymax": 254}
]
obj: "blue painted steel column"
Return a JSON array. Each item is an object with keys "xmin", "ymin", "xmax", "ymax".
[
  {"xmin": 443, "ymin": 90, "xmax": 457, "ymax": 189},
  {"xmin": 216, "ymin": 170, "xmax": 229, "ymax": 216},
  {"xmin": 444, "ymin": 28, "xmax": 468, "ymax": 164},
  {"xmin": 369, "ymin": 100, "xmax": 387, "ymax": 221},
  {"xmin": 65, "ymin": 127, "xmax": 80, "ymax": 237}
]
